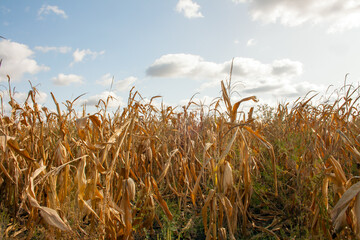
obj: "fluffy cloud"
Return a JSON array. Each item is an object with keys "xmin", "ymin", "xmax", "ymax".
[
  {"xmin": 146, "ymin": 54, "xmax": 223, "ymax": 80},
  {"xmin": 147, "ymin": 53, "xmax": 302, "ymax": 80},
  {"xmin": 35, "ymin": 46, "xmax": 72, "ymax": 54},
  {"xmin": 96, "ymin": 73, "xmax": 137, "ymax": 92},
  {"xmin": 176, "ymin": 0, "xmax": 204, "ymax": 19},
  {"xmin": 0, "ymin": 39, "xmax": 49, "ymax": 81},
  {"xmin": 71, "ymin": 48, "xmax": 105, "ymax": 66},
  {"xmin": 234, "ymin": 0, "xmax": 360, "ymax": 33},
  {"xmin": 146, "ymin": 53, "xmax": 321, "ymax": 98},
  {"xmin": 52, "ymin": 73, "xmax": 84, "ymax": 86},
  {"xmin": 38, "ymin": 5, "xmax": 68, "ymax": 19}
]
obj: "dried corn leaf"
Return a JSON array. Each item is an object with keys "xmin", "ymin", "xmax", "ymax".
[
  {"xmin": 201, "ymin": 189, "xmax": 216, "ymax": 232},
  {"xmin": 0, "ymin": 134, "xmax": 14, "ymax": 151},
  {"xmin": 89, "ymin": 114, "xmax": 101, "ymax": 129},
  {"xmin": 333, "ymin": 205, "xmax": 348, "ymax": 233},
  {"xmin": 79, "ymin": 198, "xmax": 102, "ymax": 223},
  {"xmin": 332, "ymin": 181, "xmax": 360, "ymax": 224},
  {"xmin": 151, "ymin": 176, "xmax": 173, "ymax": 220},
  {"xmin": 157, "ymin": 149, "xmax": 178, "ymax": 183},
  {"xmin": 218, "ymin": 128, "xmax": 238, "ymax": 168},
  {"xmin": 39, "ymin": 206, "xmax": 72, "ymax": 232},
  {"xmin": 77, "ymin": 157, "xmax": 87, "ymax": 201},
  {"xmin": 0, "ymin": 162, "xmax": 15, "ymax": 184},
  {"xmin": 26, "ymin": 164, "xmax": 72, "ymax": 232},
  {"xmin": 7, "ymin": 138, "xmax": 34, "ymax": 161},
  {"xmin": 355, "ymin": 193, "xmax": 360, "ymax": 236},
  {"xmin": 328, "ymin": 156, "xmax": 347, "ymax": 185},
  {"xmin": 191, "ymin": 143, "xmax": 213, "ymax": 206}
]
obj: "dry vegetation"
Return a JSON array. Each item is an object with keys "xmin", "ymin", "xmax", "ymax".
[{"xmin": 1, "ymin": 73, "xmax": 360, "ymax": 239}]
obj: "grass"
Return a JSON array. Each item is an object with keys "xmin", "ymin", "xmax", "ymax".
[{"xmin": 1, "ymin": 75, "xmax": 360, "ymax": 239}]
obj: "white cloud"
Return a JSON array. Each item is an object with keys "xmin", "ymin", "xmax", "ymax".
[
  {"xmin": 176, "ymin": 0, "xmax": 204, "ymax": 19},
  {"xmin": 146, "ymin": 54, "xmax": 223, "ymax": 80},
  {"xmin": 52, "ymin": 73, "xmax": 84, "ymax": 86},
  {"xmin": 246, "ymin": 38, "xmax": 256, "ymax": 46},
  {"xmin": 96, "ymin": 73, "xmax": 137, "ymax": 92},
  {"xmin": 234, "ymin": 39, "xmax": 240, "ymax": 44},
  {"xmin": 96, "ymin": 73, "xmax": 113, "ymax": 86},
  {"xmin": 147, "ymin": 53, "xmax": 302, "ymax": 80},
  {"xmin": 146, "ymin": 53, "xmax": 320, "ymax": 98},
  {"xmin": 38, "ymin": 5, "xmax": 68, "ymax": 19},
  {"xmin": 0, "ymin": 39, "xmax": 49, "ymax": 81},
  {"xmin": 234, "ymin": 0, "xmax": 360, "ymax": 33},
  {"xmin": 79, "ymin": 91, "xmax": 124, "ymax": 109},
  {"xmin": 71, "ymin": 48, "xmax": 105, "ymax": 66},
  {"xmin": 35, "ymin": 46, "xmax": 72, "ymax": 54}
]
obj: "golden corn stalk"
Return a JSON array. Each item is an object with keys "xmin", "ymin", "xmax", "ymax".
[{"xmin": 1, "ymin": 76, "xmax": 360, "ymax": 239}]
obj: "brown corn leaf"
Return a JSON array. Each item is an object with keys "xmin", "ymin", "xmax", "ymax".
[
  {"xmin": 89, "ymin": 114, "xmax": 101, "ymax": 129},
  {"xmin": 26, "ymin": 163, "xmax": 71, "ymax": 232},
  {"xmin": 231, "ymin": 96, "xmax": 258, "ymax": 122},
  {"xmin": 332, "ymin": 181, "xmax": 360, "ymax": 224},
  {"xmin": 151, "ymin": 176, "xmax": 173, "ymax": 220},
  {"xmin": 328, "ymin": 156, "xmax": 347, "ymax": 185},
  {"xmin": 0, "ymin": 162, "xmax": 15, "ymax": 184},
  {"xmin": 7, "ymin": 138, "xmax": 34, "ymax": 161},
  {"xmin": 191, "ymin": 143, "xmax": 213, "ymax": 206},
  {"xmin": 221, "ymin": 80, "xmax": 231, "ymax": 113},
  {"xmin": 157, "ymin": 149, "xmax": 178, "ymax": 183},
  {"xmin": 0, "ymin": 134, "xmax": 15, "ymax": 151},
  {"xmin": 201, "ymin": 189, "xmax": 216, "ymax": 232},
  {"xmin": 39, "ymin": 206, "xmax": 72, "ymax": 232},
  {"xmin": 354, "ymin": 193, "xmax": 360, "ymax": 236},
  {"xmin": 79, "ymin": 198, "xmax": 102, "ymax": 223},
  {"xmin": 77, "ymin": 157, "xmax": 87, "ymax": 201},
  {"xmin": 333, "ymin": 205, "xmax": 348, "ymax": 233},
  {"xmin": 217, "ymin": 128, "xmax": 238, "ymax": 167}
]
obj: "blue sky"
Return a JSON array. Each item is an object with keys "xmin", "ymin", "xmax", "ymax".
[{"xmin": 1, "ymin": 0, "xmax": 360, "ymax": 112}]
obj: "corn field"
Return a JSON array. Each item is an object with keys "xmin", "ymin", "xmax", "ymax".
[{"xmin": 1, "ymin": 75, "xmax": 360, "ymax": 239}]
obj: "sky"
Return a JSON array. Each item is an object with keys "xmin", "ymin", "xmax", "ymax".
[{"xmin": 1, "ymin": 0, "xmax": 360, "ymax": 113}]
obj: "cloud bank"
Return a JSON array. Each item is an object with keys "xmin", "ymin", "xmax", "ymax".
[
  {"xmin": 233, "ymin": 0, "xmax": 360, "ymax": 33},
  {"xmin": 146, "ymin": 53, "xmax": 323, "ymax": 98}
]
